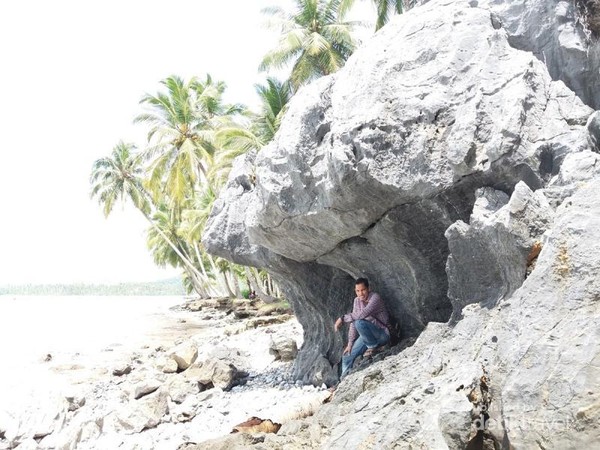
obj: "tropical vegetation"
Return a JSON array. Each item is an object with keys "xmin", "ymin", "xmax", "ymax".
[
  {"xmin": 90, "ymin": 0, "xmax": 400, "ymax": 300},
  {"xmin": 260, "ymin": 0, "xmax": 359, "ymax": 89}
]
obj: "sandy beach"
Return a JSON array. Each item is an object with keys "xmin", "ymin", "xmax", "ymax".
[
  {"xmin": 0, "ymin": 296, "xmax": 204, "ymax": 392},
  {"xmin": 0, "ymin": 295, "xmax": 325, "ymax": 449}
]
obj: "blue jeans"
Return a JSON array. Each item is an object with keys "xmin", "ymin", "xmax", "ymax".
[{"xmin": 341, "ymin": 319, "xmax": 389, "ymax": 377}]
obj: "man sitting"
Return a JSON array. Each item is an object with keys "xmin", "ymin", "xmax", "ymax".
[{"xmin": 334, "ymin": 277, "xmax": 390, "ymax": 378}]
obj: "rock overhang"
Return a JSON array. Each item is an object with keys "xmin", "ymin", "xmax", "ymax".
[{"xmin": 203, "ymin": 0, "xmax": 594, "ymax": 384}]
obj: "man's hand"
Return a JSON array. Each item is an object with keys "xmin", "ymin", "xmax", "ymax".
[
  {"xmin": 343, "ymin": 344, "xmax": 352, "ymax": 355},
  {"xmin": 334, "ymin": 317, "xmax": 343, "ymax": 331}
]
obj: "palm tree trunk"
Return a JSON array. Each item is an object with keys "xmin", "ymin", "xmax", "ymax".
[
  {"xmin": 186, "ymin": 267, "xmax": 208, "ymax": 298},
  {"xmin": 207, "ymin": 254, "xmax": 231, "ymax": 297},
  {"xmin": 245, "ymin": 266, "xmax": 278, "ymax": 304},
  {"xmin": 231, "ymin": 271, "xmax": 241, "ymax": 298},
  {"xmin": 221, "ymin": 272, "xmax": 235, "ymax": 299},
  {"xmin": 194, "ymin": 243, "xmax": 219, "ymax": 297},
  {"xmin": 140, "ymin": 212, "xmax": 204, "ymax": 282}
]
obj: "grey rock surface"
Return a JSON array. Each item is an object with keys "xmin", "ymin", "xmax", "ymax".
[
  {"xmin": 269, "ymin": 335, "xmax": 299, "ymax": 361},
  {"xmin": 408, "ymin": 0, "xmax": 600, "ymax": 109},
  {"xmin": 203, "ymin": 0, "xmax": 593, "ymax": 385},
  {"xmin": 445, "ymin": 181, "xmax": 553, "ymax": 315},
  {"xmin": 261, "ymin": 175, "xmax": 600, "ymax": 449},
  {"xmin": 184, "ymin": 358, "xmax": 239, "ymax": 391},
  {"xmin": 169, "ymin": 342, "xmax": 198, "ymax": 371}
]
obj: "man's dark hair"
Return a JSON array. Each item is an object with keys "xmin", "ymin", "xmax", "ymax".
[{"xmin": 355, "ymin": 277, "xmax": 369, "ymax": 288}]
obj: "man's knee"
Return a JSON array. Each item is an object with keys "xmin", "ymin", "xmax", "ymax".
[{"xmin": 355, "ymin": 319, "xmax": 369, "ymax": 332}]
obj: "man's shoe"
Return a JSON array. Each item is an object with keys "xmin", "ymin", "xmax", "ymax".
[{"xmin": 364, "ymin": 346, "xmax": 384, "ymax": 358}]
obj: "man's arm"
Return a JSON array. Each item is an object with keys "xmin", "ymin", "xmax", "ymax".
[{"xmin": 335, "ymin": 299, "xmax": 359, "ymax": 349}]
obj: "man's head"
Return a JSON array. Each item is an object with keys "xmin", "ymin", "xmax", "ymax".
[{"xmin": 355, "ymin": 277, "xmax": 370, "ymax": 301}]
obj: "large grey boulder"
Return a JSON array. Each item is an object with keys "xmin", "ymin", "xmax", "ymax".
[
  {"xmin": 204, "ymin": 0, "xmax": 593, "ymax": 384},
  {"xmin": 269, "ymin": 335, "xmax": 298, "ymax": 361},
  {"xmin": 445, "ymin": 181, "xmax": 553, "ymax": 315},
  {"xmin": 409, "ymin": 0, "xmax": 600, "ymax": 109},
  {"xmin": 0, "ymin": 393, "xmax": 69, "ymax": 447},
  {"xmin": 169, "ymin": 342, "xmax": 198, "ymax": 371},
  {"xmin": 298, "ymin": 175, "xmax": 600, "ymax": 449}
]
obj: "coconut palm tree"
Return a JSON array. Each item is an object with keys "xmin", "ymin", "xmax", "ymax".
[
  {"xmin": 90, "ymin": 141, "xmax": 149, "ymax": 217},
  {"xmin": 90, "ymin": 141, "xmax": 205, "ymax": 292},
  {"xmin": 144, "ymin": 203, "xmax": 212, "ymax": 297},
  {"xmin": 371, "ymin": 0, "xmax": 403, "ymax": 30},
  {"xmin": 260, "ymin": 0, "xmax": 359, "ymax": 89},
  {"xmin": 253, "ymin": 77, "xmax": 293, "ymax": 143},
  {"xmin": 178, "ymin": 185, "xmax": 240, "ymax": 298},
  {"xmin": 212, "ymin": 77, "xmax": 293, "ymax": 187},
  {"xmin": 134, "ymin": 74, "xmax": 244, "ymax": 204}
]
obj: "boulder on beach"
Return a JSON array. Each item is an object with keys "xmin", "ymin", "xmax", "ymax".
[
  {"xmin": 268, "ymin": 335, "xmax": 298, "ymax": 362},
  {"xmin": 184, "ymin": 358, "xmax": 240, "ymax": 391},
  {"xmin": 169, "ymin": 342, "xmax": 198, "ymax": 371}
]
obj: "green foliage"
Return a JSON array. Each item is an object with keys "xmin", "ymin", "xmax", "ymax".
[
  {"xmin": 90, "ymin": 141, "xmax": 150, "ymax": 217},
  {"xmin": 260, "ymin": 0, "xmax": 359, "ymax": 89},
  {"xmin": 135, "ymin": 74, "xmax": 245, "ymax": 204},
  {"xmin": 88, "ymin": 1, "xmax": 390, "ymax": 298},
  {"xmin": 373, "ymin": 0, "xmax": 403, "ymax": 31}
]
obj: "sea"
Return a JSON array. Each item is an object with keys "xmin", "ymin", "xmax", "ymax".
[{"xmin": 0, "ymin": 295, "xmax": 203, "ymax": 409}]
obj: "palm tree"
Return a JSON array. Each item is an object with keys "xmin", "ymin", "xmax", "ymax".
[
  {"xmin": 253, "ymin": 77, "xmax": 293, "ymax": 144},
  {"xmin": 212, "ymin": 77, "xmax": 293, "ymax": 186},
  {"xmin": 134, "ymin": 74, "xmax": 243, "ymax": 204},
  {"xmin": 90, "ymin": 141, "xmax": 149, "ymax": 217},
  {"xmin": 145, "ymin": 204, "xmax": 211, "ymax": 297},
  {"xmin": 260, "ymin": 0, "xmax": 359, "ymax": 89},
  {"xmin": 370, "ymin": 0, "xmax": 403, "ymax": 30},
  {"xmin": 90, "ymin": 141, "xmax": 204, "ymax": 291},
  {"xmin": 178, "ymin": 186, "xmax": 238, "ymax": 298}
]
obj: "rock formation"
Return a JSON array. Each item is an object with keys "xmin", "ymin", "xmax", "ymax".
[{"xmin": 203, "ymin": 0, "xmax": 600, "ymax": 446}]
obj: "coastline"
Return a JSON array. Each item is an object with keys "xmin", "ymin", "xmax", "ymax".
[{"xmin": 0, "ymin": 295, "xmax": 327, "ymax": 449}]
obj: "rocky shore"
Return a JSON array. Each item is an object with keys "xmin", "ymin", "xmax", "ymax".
[{"xmin": 0, "ymin": 298, "xmax": 330, "ymax": 450}]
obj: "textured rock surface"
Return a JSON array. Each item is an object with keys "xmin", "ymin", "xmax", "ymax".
[
  {"xmin": 269, "ymin": 335, "xmax": 299, "ymax": 361},
  {"xmin": 445, "ymin": 181, "xmax": 553, "ymax": 315},
  {"xmin": 184, "ymin": 358, "xmax": 238, "ymax": 390},
  {"xmin": 259, "ymin": 174, "xmax": 600, "ymax": 449},
  {"xmin": 204, "ymin": 0, "xmax": 593, "ymax": 384},
  {"xmin": 409, "ymin": 0, "xmax": 600, "ymax": 109},
  {"xmin": 170, "ymin": 342, "xmax": 198, "ymax": 371}
]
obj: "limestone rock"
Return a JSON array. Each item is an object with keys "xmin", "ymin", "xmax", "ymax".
[
  {"xmin": 164, "ymin": 375, "xmax": 199, "ymax": 404},
  {"xmin": 445, "ymin": 181, "xmax": 553, "ymax": 315},
  {"xmin": 263, "ymin": 176, "xmax": 600, "ymax": 449},
  {"xmin": 587, "ymin": 110, "xmax": 600, "ymax": 151},
  {"xmin": 169, "ymin": 342, "xmax": 198, "ymax": 371},
  {"xmin": 156, "ymin": 356, "xmax": 178, "ymax": 374},
  {"xmin": 410, "ymin": 0, "xmax": 600, "ymax": 109},
  {"xmin": 203, "ymin": 0, "xmax": 593, "ymax": 385},
  {"xmin": 112, "ymin": 363, "xmax": 132, "ymax": 376},
  {"xmin": 0, "ymin": 393, "xmax": 69, "ymax": 446},
  {"xmin": 128, "ymin": 378, "xmax": 162, "ymax": 400},
  {"xmin": 268, "ymin": 335, "xmax": 298, "ymax": 361},
  {"xmin": 184, "ymin": 359, "xmax": 239, "ymax": 390},
  {"xmin": 110, "ymin": 389, "xmax": 169, "ymax": 434}
]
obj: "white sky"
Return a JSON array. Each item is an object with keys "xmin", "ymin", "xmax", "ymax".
[{"xmin": 0, "ymin": 0, "xmax": 375, "ymax": 285}]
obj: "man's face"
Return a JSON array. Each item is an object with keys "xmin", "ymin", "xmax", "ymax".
[{"xmin": 355, "ymin": 283, "xmax": 369, "ymax": 302}]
